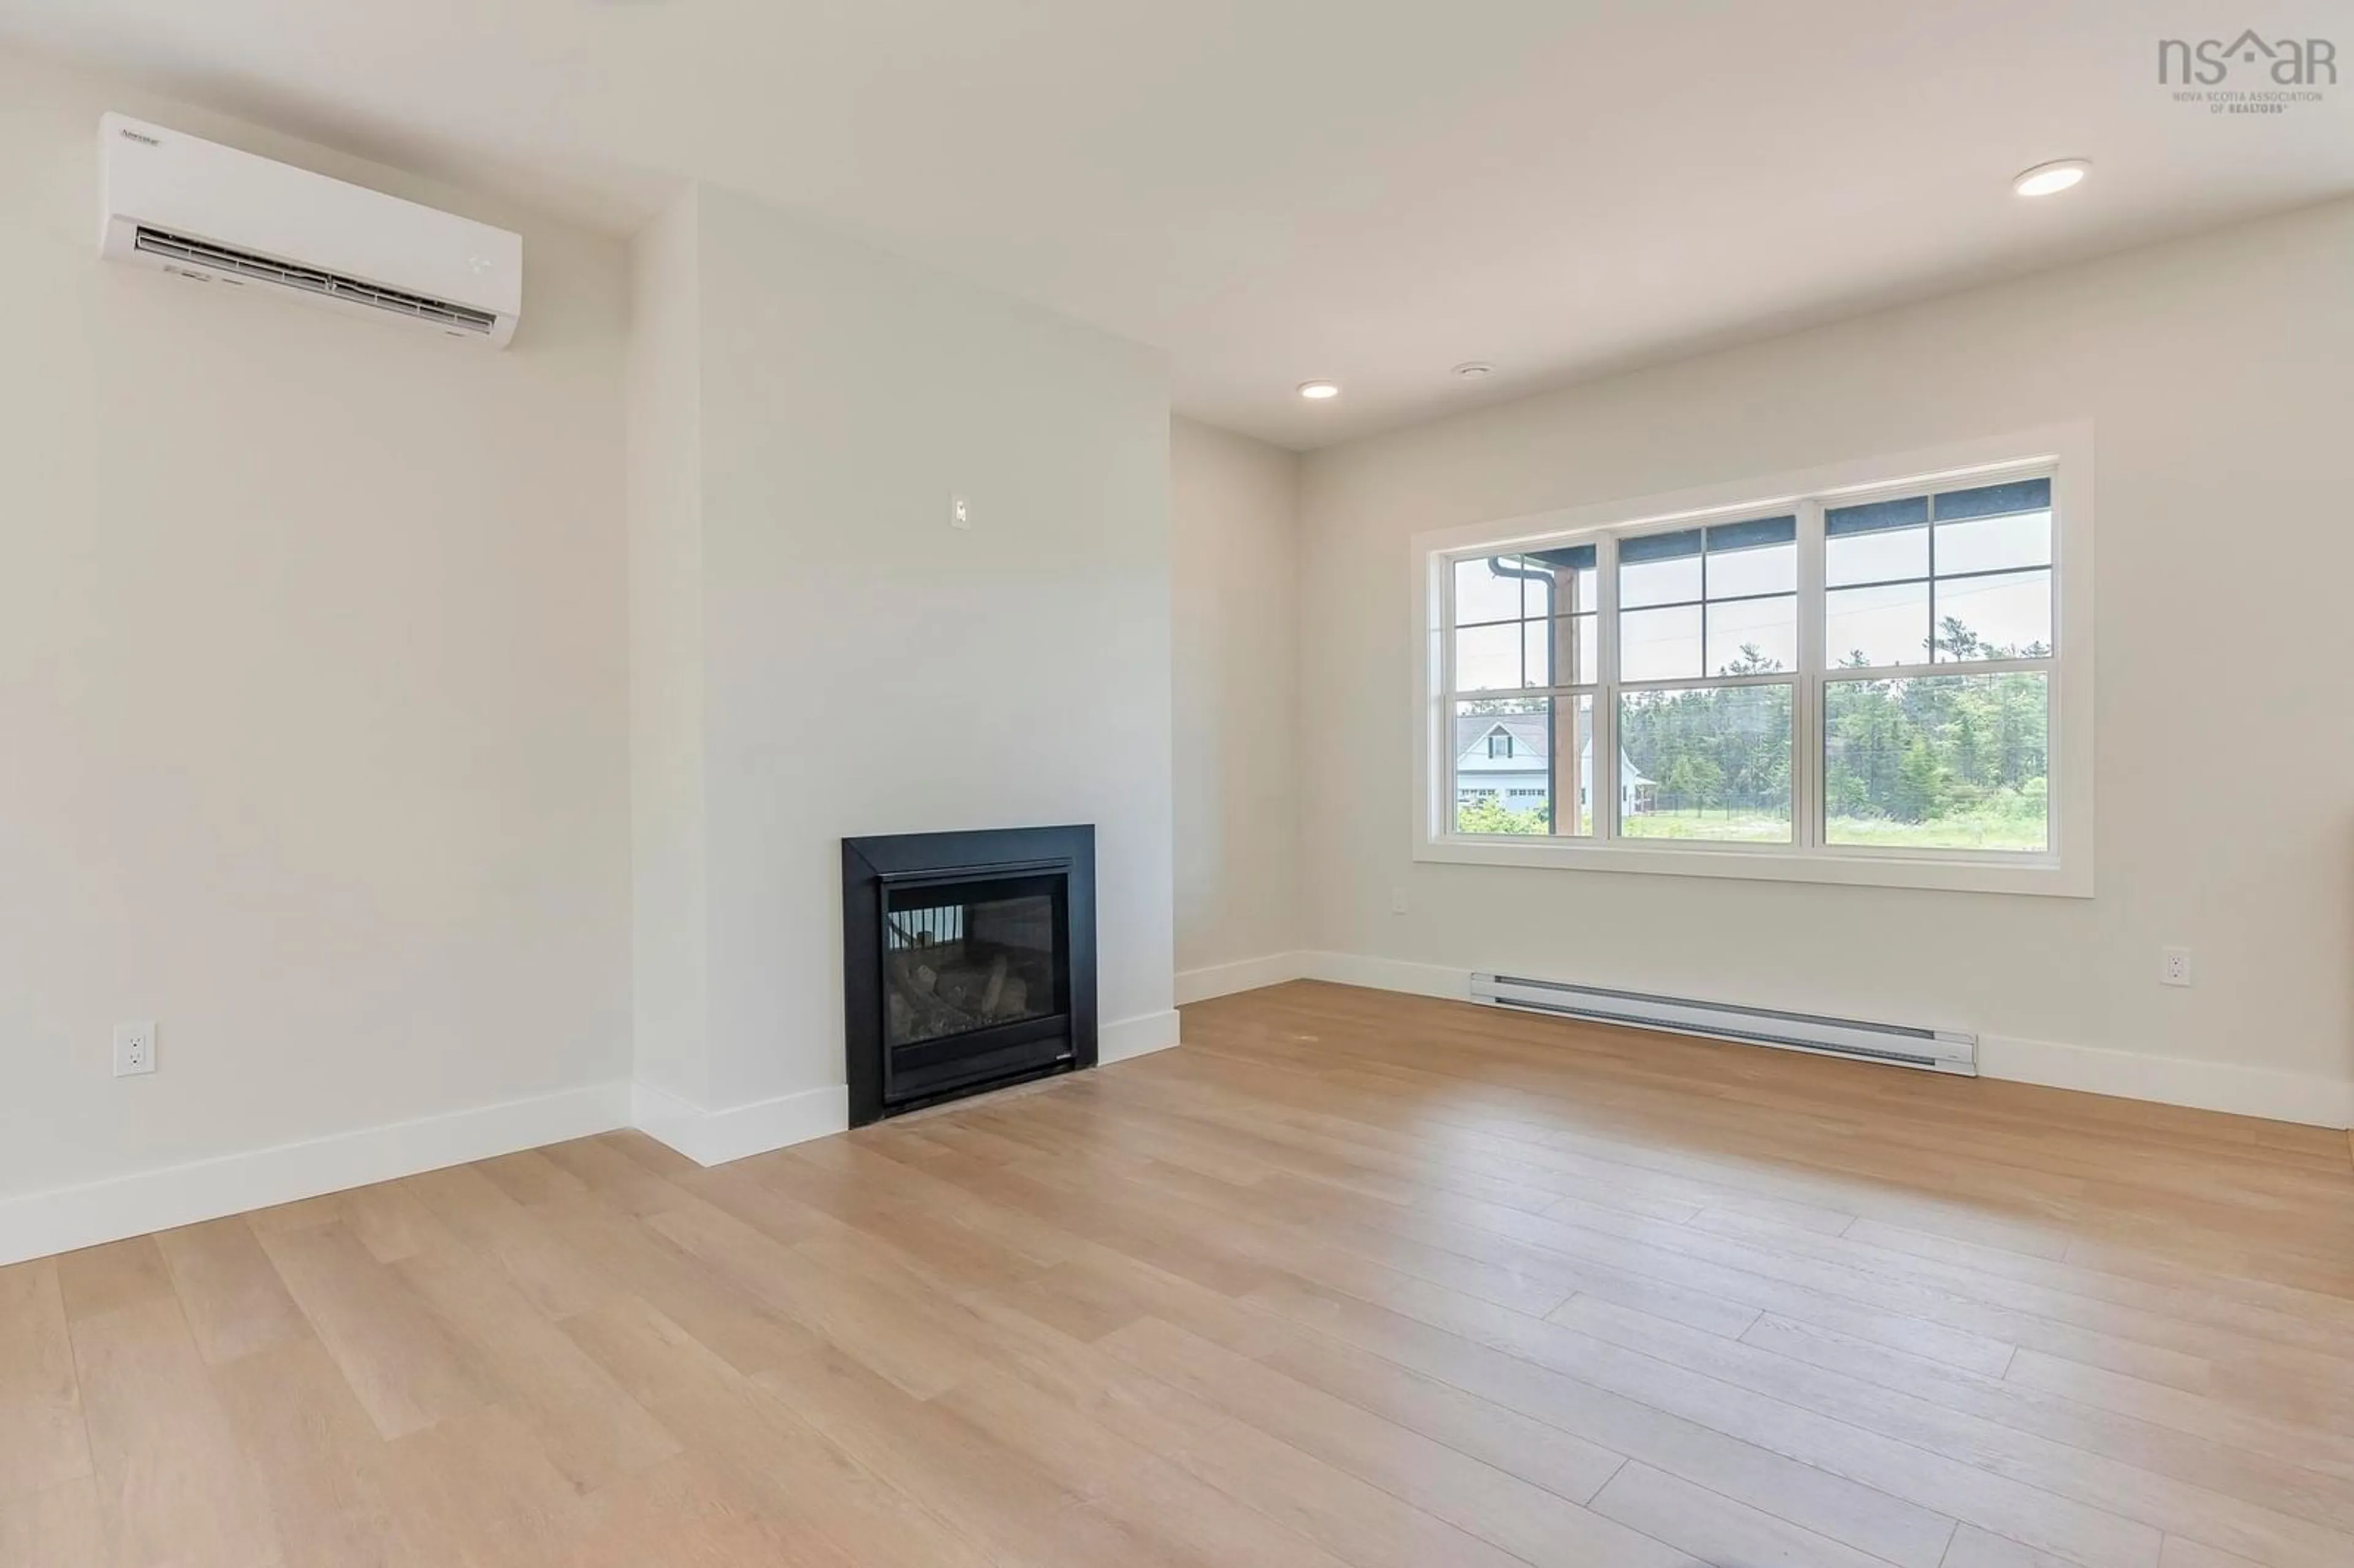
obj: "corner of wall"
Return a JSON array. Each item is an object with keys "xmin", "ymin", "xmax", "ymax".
[
  {"xmin": 624, "ymin": 182, "xmax": 715, "ymax": 1108},
  {"xmin": 628, "ymin": 1078, "xmax": 847, "ymax": 1168},
  {"xmin": 1170, "ymin": 416, "xmax": 1308, "ymax": 986}
]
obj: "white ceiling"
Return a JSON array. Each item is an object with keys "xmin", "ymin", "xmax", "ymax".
[{"xmin": 6, "ymin": 0, "xmax": 2349, "ymax": 447}]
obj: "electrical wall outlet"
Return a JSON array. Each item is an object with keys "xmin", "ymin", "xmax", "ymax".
[
  {"xmin": 113, "ymin": 1020, "xmax": 158, "ymax": 1076},
  {"xmin": 1389, "ymin": 886, "xmax": 1409, "ymax": 915},
  {"xmin": 2160, "ymin": 948, "xmax": 2193, "ymax": 988}
]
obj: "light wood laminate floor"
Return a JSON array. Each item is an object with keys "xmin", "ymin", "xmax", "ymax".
[{"xmin": 7, "ymin": 980, "xmax": 2354, "ymax": 1567}]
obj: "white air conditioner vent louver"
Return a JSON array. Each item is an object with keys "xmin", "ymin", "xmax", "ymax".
[
  {"xmin": 132, "ymin": 227, "xmax": 499, "ymax": 335},
  {"xmin": 1471, "ymin": 972, "xmax": 1976, "ymax": 1075},
  {"xmin": 99, "ymin": 112, "xmax": 522, "ymax": 348}
]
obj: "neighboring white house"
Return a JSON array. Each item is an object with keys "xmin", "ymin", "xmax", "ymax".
[{"xmin": 1455, "ymin": 714, "xmax": 1653, "ymax": 823}]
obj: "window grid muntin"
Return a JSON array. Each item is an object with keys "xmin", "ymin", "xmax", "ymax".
[
  {"xmin": 1614, "ymin": 516, "xmax": 1800, "ymax": 687},
  {"xmin": 1450, "ymin": 550, "xmax": 1599, "ymax": 691},
  {"xmin": 1823, "ymin": 484, "xmax": 2054, "ymax": 669}
]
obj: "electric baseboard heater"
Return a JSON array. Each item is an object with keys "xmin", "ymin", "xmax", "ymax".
[{"xmin": 1471, "ymin": 973, "xmax": 1977, "ymax": 1076}]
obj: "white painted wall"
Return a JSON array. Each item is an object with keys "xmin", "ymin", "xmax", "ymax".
[
  {"xmin": 628, "ymin": 183, "xmax": 1178, "ymax": 1127},
  {"xmin": 1170, "ymin": 417, "xmax": 1300, "ymax": 988},
  {"xmin": 0, "ymin": 51, "xmax": 634, "ymax": 1209},
  {"xmin": 1297, "ymin": 197, "xmax": 2354, "ymax": 1100},
  {"xmin": 624, "ymin": 188, "xmax": 712, "ymax": 1109}
]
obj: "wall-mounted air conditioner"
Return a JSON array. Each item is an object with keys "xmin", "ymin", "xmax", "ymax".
[{"xmin": 99, "ymin": 112, "xmax": 522, "ymax": 348}]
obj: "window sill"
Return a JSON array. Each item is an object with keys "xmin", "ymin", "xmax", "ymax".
[{"xmin": 1416, "ymin": 833, "xmax": 2090, "ymax": 897}]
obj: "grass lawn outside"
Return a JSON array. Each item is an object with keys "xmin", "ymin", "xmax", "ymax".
[
  {"xmin": 1617, "ymin": 807, "xmax": 2046, "ymax": 851},
  {"xmin": 1823, "ymin": 814, "xmax": 2047, "ymax": 851},
  {"xmin": 1620, "ymin": 810, "xmax": 1789, "ymax": 843}
]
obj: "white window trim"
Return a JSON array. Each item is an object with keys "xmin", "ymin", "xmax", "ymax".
[{"xmin": 1411, "ymin": 425, "xmax": 2095, "ymax": 897}]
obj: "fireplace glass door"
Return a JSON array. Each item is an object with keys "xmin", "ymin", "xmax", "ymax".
[{"xmin": 879, "ymin": 870, "xmax": 1072, "ymax": 1106}]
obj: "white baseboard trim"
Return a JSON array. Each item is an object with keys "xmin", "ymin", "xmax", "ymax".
[
  {"xmin": 1100, "ymin": 1008, "xmax": 1183, "ymax": 1065},
  {"xmin": 1175, "ymin": 953, "xmax": 1309, "ymax": 1005},
  {"xmin": 0, "ymin": 1080, "xmax": 631, "ymax": 1268},
  {"xmin": 634, "ymin": 1009, "xmax": 1181, "ymax": 1170},
  {"xmin": 1292, "ymin": 954, "xmax": 2353, "ymax": 1130},
  {"xmin": 0, "ymin": 1003, "xmax": 1194, "ymax": 1264},
  {"xmin": 630, "ymin": 1081, "xmax": 850, "ymax": 1168},
  {"xmin": 1300, "ymin": 951, "xmax": 1472, "ymax": 1000},
  {"xmin": 1978, "ymin": 1034, "xmax": 2354, "ymax": 1130}
]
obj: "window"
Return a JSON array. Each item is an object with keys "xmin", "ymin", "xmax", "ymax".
[
  {"xmin": 1617, "ymin": 517, "xmax": 1797, "ymax": 843},
  {"xmin": 1821, "ymin": 479, "xmax": 2052, "ymax": 854},
  {"xmin": 1449, "ymin": 544, "xmax": 1597, "ymax": 838},
  {"xmin": 1417, "ymin": 433, "xmax": 2089, "ymax": 895}
]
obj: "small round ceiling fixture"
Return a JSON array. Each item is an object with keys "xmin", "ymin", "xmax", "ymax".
[
  {"xmin": 1297, "ymin": 379, "xmax": 1341, "ymax": 400},
  {"xmin": 1452, "ymin": 361, "xmax": 1496, "ymax": 380},
  {"xmin": 2013, "ymin": 159, "xmax": 2090, "ymax": 197}
]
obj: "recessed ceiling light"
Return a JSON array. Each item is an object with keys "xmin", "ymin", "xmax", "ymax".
[
  {"xmin": 1452, "ymin": 362, "xmax": 1495, "ymax": 380},
  {"xmin": 1298, "ymin": 380, "xmax": 1341, "ymax": 400},
  {"xmin": 2013, "ymin": 159, "xmax": 2090, "ymax": 197}
]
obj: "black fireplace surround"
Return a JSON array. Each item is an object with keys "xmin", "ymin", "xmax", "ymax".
[{"xmin": 842, "ymin": 824, "xmax": 1097, "ymax": 1127}]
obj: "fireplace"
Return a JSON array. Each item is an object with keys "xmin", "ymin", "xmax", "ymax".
[{"xmin": 841, "ymin": 824, "xmax": 1096, "ymax": 1127}]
